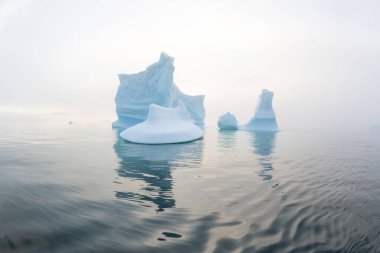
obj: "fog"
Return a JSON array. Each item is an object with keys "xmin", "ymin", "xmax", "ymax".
[{"xmin": 1, "ymin": 0, "xmax": 379, "ymax": 130}]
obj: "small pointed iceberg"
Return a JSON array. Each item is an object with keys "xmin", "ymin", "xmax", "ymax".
[
  {"xmin": 120, "ymin": 101, "xmax": 204, "ymax": 144},
  {"xmin": 241, "ymin": 89, "xmax": 279, "ymax": 131}
]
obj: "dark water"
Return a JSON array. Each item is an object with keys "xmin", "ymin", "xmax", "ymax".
[{"xmin": 1, "ymin": 121, "xmax": 380, "ymax": 253}]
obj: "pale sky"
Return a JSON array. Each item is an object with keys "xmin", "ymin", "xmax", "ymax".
[{"xmin": 1, "ymin": 0, "xmax": 379, "ymax": 130}]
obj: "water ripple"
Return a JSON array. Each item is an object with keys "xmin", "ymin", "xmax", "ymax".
[{"xmin": 1, "ymin": 124, "xmax": 380, "ymax": 252}]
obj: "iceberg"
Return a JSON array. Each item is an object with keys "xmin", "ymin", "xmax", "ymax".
[
  {"xmin": 241, "ymin": 89, "xmax": 279, "ymax": 131},
  {"xmin": 113, "ymin": 52, "xmax": 205, "ymax": 129},
  {"xmin": 218, "ymin": 112, "xmax": 238, "ymax": 130},
  {"xmin": 120, "ymin": 101, "xmax": 204, "ymax": 144}
]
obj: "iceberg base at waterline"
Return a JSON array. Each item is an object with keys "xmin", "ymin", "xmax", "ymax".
[
  {"xmin": 240, "ymin": 118, "xmax": 278, "ymax": 132},
  {"xmin": 120, "ymin": 102, "xmax": 204, "ymax": 144}
]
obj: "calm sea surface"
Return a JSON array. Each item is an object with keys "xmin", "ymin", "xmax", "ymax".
[{"xmin": 1, "ymin": 120, "xmax": 380, "ymax": 253}]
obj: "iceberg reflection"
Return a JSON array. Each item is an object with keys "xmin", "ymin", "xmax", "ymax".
[
  {"xmin": 250, "ymin": 132, "xmax": 277, "ymax": 181},
  {"xmin": 217, "ymin": 130, "xmax": 237, "ymax": 149},
  {"xmin": 113, "ymin": 132, "xmax": 203, "ymax": 212}
]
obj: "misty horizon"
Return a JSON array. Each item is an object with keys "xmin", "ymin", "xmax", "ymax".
[{"xmin": 1, "ymin": 0, "xmax": 380, "ymax": 130}]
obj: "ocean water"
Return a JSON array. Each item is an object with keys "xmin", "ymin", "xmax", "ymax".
[{"xmin": 1, "ymin": 120, "xmax": 380, "ymax": 253}]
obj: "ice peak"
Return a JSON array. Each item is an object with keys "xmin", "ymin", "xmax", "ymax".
[
  {"xmin": 159, "ymin": 52, "xmax": 174, "ymax": 64},
  {"xmin": 145, "ymin": 52, "xmax": 175, "ymax": 73},
  {"xmin": 256, "ymin": 89, "xmax": 274, "ymax": 115},
  {"xmin": 241, "ymin": 89, "xmax": 279, "ymax": 131}
]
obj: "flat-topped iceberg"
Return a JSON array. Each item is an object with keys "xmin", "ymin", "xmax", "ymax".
[
  {"xmin": 113, "ymin": 52, "xmax": 205, "ymax": 129},
  {"xmin": 241, "ymin": 89, "xmax": 279, "ymax": 131},
  {"xmin": 120, "ymin": 101, "xmax": 204, "ymax": 144},
  {"xmin": 218, "ymin": 112, "xmax": 238, "ymax": 130}
]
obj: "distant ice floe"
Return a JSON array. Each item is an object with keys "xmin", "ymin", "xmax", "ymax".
[
  {"xmin": 218, "ymin": 89, "xmax": 279, "ymax": 132},
  {"xmin": 120, "ymin": 102, "xmax": 204, "ymax": 144}
]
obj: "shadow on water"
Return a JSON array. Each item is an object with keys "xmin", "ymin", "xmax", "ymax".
[
  {"xmin": 249, "ymin": 131, "xmax": 277, "ymax": 181},
  {"xmin": 113, "ymin": 131, "xmax": 204, "ymax": 212}
]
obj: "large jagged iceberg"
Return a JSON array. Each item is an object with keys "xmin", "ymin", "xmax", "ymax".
[
  {"xmin": 120, "ymin": 102, "xmax": 204, "ymax": 144},
  {"xmin": 241, "ymin": 89, "xmax": 279, "ymax": 131},
  {"xmin": 113, "ymin": 52, "xmax": 205, "ymax": 129}
]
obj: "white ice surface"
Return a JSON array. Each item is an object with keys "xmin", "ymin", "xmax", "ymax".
[
  {"xmin": 113, "ymin": 52, "xmax": 205, "ymax": 129},
  {"xmin": 241, "ymin": 89, "xmax": 279, "ymax": 131},
  {"xmin": 120, "ymin": 101, "xmax": 204, "ymax": 144},
  {"xmin": 218, "ymin": 112, "xmax": 238, "ymax": 130}
]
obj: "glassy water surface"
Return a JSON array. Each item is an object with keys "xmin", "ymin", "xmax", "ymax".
[{"xmin": 1, "ymin": 120, "xmax": 380, "ymax": 252}]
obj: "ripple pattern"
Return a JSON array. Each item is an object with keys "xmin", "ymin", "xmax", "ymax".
[{"xmin": 1, "ymin": 123, "xmax": 380, "ymax": 252}]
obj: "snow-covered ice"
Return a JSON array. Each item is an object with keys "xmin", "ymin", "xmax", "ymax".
[
  {"xmin": 218, "ymin": 112, "xmax": 238, "ymax": 130},
  {"xmin": 113, "ymin": 52, "xmax": 205, "ymax": 129},
  {"xmin": 120, "ymin": 101, "xmax": 204, "ymax": 144},
  {"xmin": 241, "ymin": 89, "xmax": 279, "ymax": 131}
]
